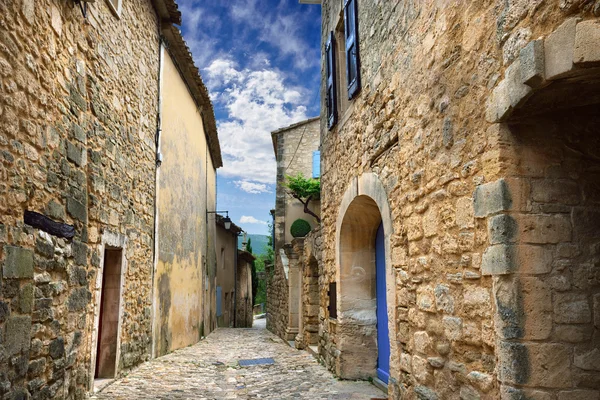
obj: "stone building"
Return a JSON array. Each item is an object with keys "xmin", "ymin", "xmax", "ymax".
[
  {"xmin": 236, "ymin": 248, "xmax": 255, "ymax": 329},
  {"xmin": 151, "ymin": 24, "xmax": 222, "ymax": 357},
  {"xmin": 215, "ymin": 215, "xmax": 255, "ymax": 328},
  {"xmin": 268, "ymin": 117, "xmax": 321, "ymax": 341},
  {"xmin": 307, "ymin": 0, "xmax": 600, "ymax": 399},
  {"xmin": 0, "ymin": 0, "xmax": 222, "ymax": 398}
]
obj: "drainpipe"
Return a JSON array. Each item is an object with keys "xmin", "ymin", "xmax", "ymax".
[{"xmin": 151, "ymin": 38, "xmax": 165, "ymax": 360}]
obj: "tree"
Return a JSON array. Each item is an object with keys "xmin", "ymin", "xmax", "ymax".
[
  {"xmin": 247, "ymin": 238, "xmax": 258, "ymax": 303},
  {"xmin": 284, "ymin": 173, "xmax": 321, "ymax": 223}
]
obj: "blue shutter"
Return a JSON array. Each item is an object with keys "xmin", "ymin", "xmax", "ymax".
[
  {"xmin": 344, "ymin": 0, "xmax": 360, "ymax": 99},
  {"xmin": 326, "ymin": 31, "xmax": 337, "ymax": 130},
  {"xmin": 312, "ymin": 151, "xmax": 320, "ymax": 178}
]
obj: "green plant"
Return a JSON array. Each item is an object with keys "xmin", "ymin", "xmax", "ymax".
[
  {"xmin": 290, "ymin": 218, "xmax": 311, "ymax": 238},
  {"xmin": 284, "ymin": 173, "xmax": 321, "ymax": 223}
]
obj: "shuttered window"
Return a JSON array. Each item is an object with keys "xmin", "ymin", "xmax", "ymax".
[
  {"xmin": 312, "ymin": 151, "xmax": 320, "ymax": 178},
  {"xmin": 344, "ymin": 0, "xmax": 360, "ymax": 99},
  {"xmin": 325, "ymin": 31, "xmax": 337, "ymax": 130}
]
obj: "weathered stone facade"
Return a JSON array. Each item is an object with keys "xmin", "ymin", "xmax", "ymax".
[
  {"xmin": 0, "ymin": 0, "xmax": 182, "ymax": 397},
  {"xmin": 268, "ymin": 117, "xmax": 321, "ymax": 341},
  {"xmin": 316, "ymin": 1, "xmax": 600, "ymax": 399}
]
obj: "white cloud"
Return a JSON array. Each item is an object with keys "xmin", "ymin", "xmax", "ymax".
[
  {"xmin": 240, "ymin": 215, "xmax": 268, "ymax": 225},
  {"xmin": 234, "ymin": 180, "xmax": 271, "ymax": 194},
  {"xmin": 204, "ymin": 58, "xmax": 310, "ymax": 184}
]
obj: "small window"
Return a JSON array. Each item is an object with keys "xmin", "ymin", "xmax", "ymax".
[
  {"xmin": 312, "ymin": 151, "xmax": 320, "ymax": 178},
  {"xmin": 344, "ymin": 0, "xmax": 360, "ymax": 99},
  {"xmin": 328, "ymin": 282, "xmax": 337, "ymax": 319},
  {"xmin": 106, "ymin": 0, "xmax": 123, "ymax": 18}
]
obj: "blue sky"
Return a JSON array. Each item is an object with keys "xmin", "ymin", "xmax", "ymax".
[{"xmin": 177, "ymin": 0, "xmax": 322, "ymax": 235}]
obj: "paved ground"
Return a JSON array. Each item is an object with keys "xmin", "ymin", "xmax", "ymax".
[{"xmin": 91, "ymin": 319, "xmax": 385, "ymax": 399}]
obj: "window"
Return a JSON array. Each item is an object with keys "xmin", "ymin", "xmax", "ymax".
[
  {"xmin": 312, "ymin": 151, "xmax": 320, "ymax": 178},
  {"xmin": 325, "ymin": 1, "xmax": 361, "ymax": 130},
  {"xmin": 344, "ymin": 0, "xmax": 360, "ymax": 99},
  {"xmin": 106, "ymin": 0, "xmax": 123, "ymax": 18},
  {"xmin": 325, "ymin": 32, "xmax": 337, "ymax": 130}
]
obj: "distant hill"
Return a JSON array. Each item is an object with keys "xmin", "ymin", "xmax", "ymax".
[{"xmin": 239, "ymin": 234, "xmax": 270, "ymax": 257}]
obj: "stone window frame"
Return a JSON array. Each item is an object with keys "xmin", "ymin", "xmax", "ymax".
[
  {"xmin": 106, "ymin": 0, "xmax": 123, "ymax": 19},
  {"xmin": 88, "ymin": 230, "xmax": 129, "ymax": 391}
]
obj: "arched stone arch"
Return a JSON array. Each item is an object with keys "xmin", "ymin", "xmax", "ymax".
[
  {"xmin": 481, "ymin": 17, "xmax": 600, "ymax": 397},
  {"xmin": 335, "ymin": 173, "xmax": 397, "ymax": 385}
]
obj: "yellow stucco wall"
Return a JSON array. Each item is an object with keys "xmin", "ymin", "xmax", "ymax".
[{"xmin": 153, "ymin": 46, "xmax": 217, "ymax": 356}]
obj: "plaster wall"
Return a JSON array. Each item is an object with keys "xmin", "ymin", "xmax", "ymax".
[
  {"xmin": 216, "ymin": 224, "xmax": 236, "ymax": 327},
  {"xmin": 153, "ymin": 48, "xmax": 216, "ymax": 356}
]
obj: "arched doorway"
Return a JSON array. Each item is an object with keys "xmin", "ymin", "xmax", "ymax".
[{"xmin": 335, "ymin": 173, "xmax": 396, "ymax": 385}]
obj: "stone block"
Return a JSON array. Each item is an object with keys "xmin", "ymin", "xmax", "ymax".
[
  {"xmin": 467, "ymin": 371, "xmax": 493, "ymax": 393},
  {"xmin": 482, "ymin": 244, "xmax": 516, "ymax": 276},
  {"xmin": 574, "ymin": 348, "xmax": 600, "ymax": 371},
  {"xmin": 417, "ymin": 287, "xmax": 435, "ymax": 313},
  {"xmin": 49, "ymin": 337, "xmax": 64, "ymax": 359},
  {"xmin": 414, "ymin": 331, "xmax": 432, "ymax": 354},
  {"xmin": 414, "ymin": 385, "xmax": 438, "ymax": 400},
  {"xmin": 574, "ymin": 20, "xmax": 600, "ymax": 65},
  {"xmin": 407, "ymin": 215, "xmax": 424, "ymax": 241},
  {"xmin": 3, "ymin": 245, "xmax": 34, "ymax": 279},
  {"xmin": 486, "ymin": 78, "xmax": 512, "ymax": 122},
  {"xmin": 46, "ymin": 200, "xmax": 66, "ymax": 221},
  {"xmin": 459, "ymin": 385, "xmax": 480, "ymax": 400},
  {"xmin": 554, "ymin": 293, "xmax": 591, "ymax": 324},
  {"xmin": 400, "ymin": 352, "xmax": 412, "ymax": 373},
  {"xmin": 68, "ymin": 287, "xmax": 91, "ymax": 311},
  {"xmin": 531, "ymin": 179, "xmax": 580, "ymax": 205},
  {"xmin": 473, "ymin": 179, "xmax": 512, "ymax": 218},
  {"xmin": 555, "ymin": 325, "xmax": 593, "ymax": 343},
  {"xmin": 427, "ymin": 357, "xmax": 444, "ymax": 369},
  {"xmin": 4, "ymin": 316, "xmax": 32, "ymax": 356},
  {"xmin": 498, "ymin": 341, "xmax": 529, "ymax": 385},
  {"xmin": 488, "ymin": 214, "xmax": 517, "ymax": 244},
  {"xmin": 434, "ymin": 284, "xmax": 454, "ymax": 314},
  {"xmin": 455, "ymin": 197, "xmax": 474, "ymax": 229},
  {"xmin": 442, "ymin": 316, "xmax": 462, "ymax": 341},
  {"xmin": 18, "ymin": 283, "xmax": 35, "ymax": 314},
  {"xmin": 559, "ymin": 390, "xmax": 600, "ymax": 400},
  {"xmin": 67, "ymin": 197, "xmax": 87, "ymax": 222},
  {"xmin": 520, "ymin": 214, "xmax": 571, "ymax": 244},
  {"xmin": 505, "ymin": 59, "xmax": 532, "ymax": 109},
  {"xmin": 519, "ymin": 39, "xmax": 545, "ymax": 88},
  {"xmin": 494, "ymin": 276, "xmax": 524, "ymax": 340},
  {"xmin": 544, "ymin": 18, "xmax": 578, "ymax": 80},
  {"xmin": 528, "ymin": 343, "xmax": 573, "ymax": 387},
  {"xmin": 412, "ymin": 355, "xmax": 432, "ymax": 384},
  {"xmin": 66, "ymin": 141, "xmax": 84, "ymax": 166},
  {"xmin": 463, "ymin": 286, "xmax": 491, "ymax": 318},
  {"xmin": 72, "ymin": 241, "xmax": 88, "ymax": 266},
  {"xmin": 516, "ymin": 245, "xmax": 552, "ymax": 275}
]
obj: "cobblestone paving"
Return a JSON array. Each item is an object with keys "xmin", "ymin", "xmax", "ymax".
[{"xmin": 91, "ymin": 319, "xmax": 385, "ymax": 399}]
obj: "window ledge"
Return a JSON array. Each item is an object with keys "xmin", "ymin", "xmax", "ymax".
[{"xmin": 336, "ymin": 101, "xmax": 355, "ymax": 132}]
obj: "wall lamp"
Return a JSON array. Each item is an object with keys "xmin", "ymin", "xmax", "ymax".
[{"xmin": 207, "ymin": 210, "xmax": 231, "ymax": 230}]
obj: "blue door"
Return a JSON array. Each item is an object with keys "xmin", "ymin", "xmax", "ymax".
[{"xmin": 376, "ymin": 223, "xmax": 390, "ymax": 383}]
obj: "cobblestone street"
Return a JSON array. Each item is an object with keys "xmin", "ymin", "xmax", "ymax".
[{"xmin": 91, "ymin": 320, "xmax": 385, "ymax": 399}]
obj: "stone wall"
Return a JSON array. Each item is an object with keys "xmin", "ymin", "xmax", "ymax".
[
  {"xmin": 0, "ymin": 0, "xmax": 163, "ymax": 397},
  {"xmin": 266, "ymin": 244, "xmax": 290, "ymax": 339},
  {"xmin": 236, "ymin": 251, "xmax": 254, "ymax": 329},
  {"xmin": 318, "ymin": 1, "xmax": 600, "ymax": 399},
  {"xmin": 296, "ymin": 227, "xmax": 321, "ymax": 349}
]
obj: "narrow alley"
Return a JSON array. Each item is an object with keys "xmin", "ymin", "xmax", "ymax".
[{"xmin": 91, "ymin": 319, "xmax": 385, "ymax": 400}]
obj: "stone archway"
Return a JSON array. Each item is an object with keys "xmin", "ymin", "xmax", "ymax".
[
  {"xmin": 482, "ymin": 18, "xmax": 600, "ymax": 398},
  {"xmin": 335, "ymin": 173, "xmax": 397, "ymax": 385}
]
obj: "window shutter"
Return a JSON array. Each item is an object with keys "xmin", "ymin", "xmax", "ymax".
[
  {"xmin": 344, "ymin": 0, "xmax": 360, "ymax": 99},
  {"xmin": 325, "ymin": 31, "xmax": 337, "ymax": 130},
  {"xmin": 312, "ymin": 150, "xmax": 321, "ymax": 178}
]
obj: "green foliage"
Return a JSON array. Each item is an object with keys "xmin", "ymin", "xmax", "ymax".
[
  {"xmin": 284, "ymin": 173, "xmax": 320, "ymax": 199},
  {"xmin": 247, "ymin": 238, "xmax": 258, "ymax": 303},
  {"xmin": 290, "ymin": 218, "xmax": 311, "ymax": 238}
]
